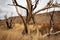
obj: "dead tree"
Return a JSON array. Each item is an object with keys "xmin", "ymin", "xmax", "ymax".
[
  {"xmin": 8, "ymin": 0, "xmax": 39, "ymax": 34},
  {"xmin": 42, "ymin": 0, "xmax": 60, "ymax": 37},
  {"xmin": 8, "ymin": 0, "xmax": 60, "ymax": 34},
  {"xmin": 47, "ymin": 7, "xmax": 55, "ymax": 36},
  {"xmin": 48, "ymin": 0, "xmax": 60, "ymax": 36},
  {"xmin": 26, "ymin": 0, "xmax": 34, "ymax": 24},
  {"xmin": 9, "ymin": 0, "xmax": 39, "ymax": 24},
  {"xmin": 26, "ymin": 0, "xmax": 39, "ymax": 24},
  {"xmin": 33, "ymin": 0, "xmax": 60, "ymax": 15},
  {"xmin": 4, "ymin": 15, "xmax": 12, "ymax": 29},
  {"xmin": 12, "ymin": 0, "xmax": 28, "ymax": 34}
]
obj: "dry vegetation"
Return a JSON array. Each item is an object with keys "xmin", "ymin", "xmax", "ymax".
[
  {"xmin": 0, "ymin": 23, "xmax": 60, "ymax": 40},
  {"xmin": 0, "ymin": 11, "xmax": 60, "ymax": 40},
  {"xmin": 0, "ymin": 0, "xmax": 60, "ymax": 40}
]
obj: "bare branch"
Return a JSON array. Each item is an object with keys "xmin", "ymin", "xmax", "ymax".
[
  {"xmin": 34, "ymin": 5, "xmax": 60, "ymax": 15},
  {"xmin": 42, "ymin": 31, "xmax": 60, "ymax": 38},
  {"xmin": 33, "ymin": 0, "xmax": 39, "ymax": 11},
  {"xmin": 12, "ymin": 0, "xmax": 28, "ymax": 33},
  {"xmin": 55, "ymin": 0, "xmax": 60, "ymax": 6},
  {"xmin": 12, "ymin": 0, "xmax": 27, "ymax": 10}
]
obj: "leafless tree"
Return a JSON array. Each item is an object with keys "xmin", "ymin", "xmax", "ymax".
[
  {"xmin": 8, "ymin": 0, "xmax": 60, "ymax": 34},
  {"xmin": 42, "ymin": 0, "xmax": 60, "ymax": 37},
  {"xmin": 34, "ymin": 0, "xmax": 60, "ymax": 15},
  {"xmin": 4, "ymin": 14, "xmax": 12, "ymax": 29},
  {"xmin": 12, "ymin": 0, "xmax": 28, "ymax": 34},
  {"xmin": 26, "ymin": 0, "xmax": 39, "ymax": 24},
  {"xmin": 8, "ymin": 0, "xmax": 39, "ymax": 34}
]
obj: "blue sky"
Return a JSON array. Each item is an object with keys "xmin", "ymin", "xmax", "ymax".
[{"xmin": 0, "ymin": 0, "xmax": 60, "ymax": 19}]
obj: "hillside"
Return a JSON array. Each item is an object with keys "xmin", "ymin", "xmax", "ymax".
[
  {"xmin": 0, "ymin": 11, "xmax": 60, "ymax": 40},
  {"xmin": 0, "ymin": 11, "xmax": 60, "ymax": 26}
]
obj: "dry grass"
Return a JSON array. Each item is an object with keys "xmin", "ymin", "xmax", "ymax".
[{"xmin": 0, "ymin": 23, "xmax": 60, "ymax": 40}]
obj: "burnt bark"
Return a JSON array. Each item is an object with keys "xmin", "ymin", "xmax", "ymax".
[{"xmin": 5, "ymin": 17, "xmax": 12, "ymax": 29}]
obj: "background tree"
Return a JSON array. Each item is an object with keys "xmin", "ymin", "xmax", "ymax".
[{"xmin": 4, "ymin": 14, "xmax": 12, "ymax": 29}]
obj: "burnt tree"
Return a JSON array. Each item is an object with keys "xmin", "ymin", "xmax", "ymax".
[{"xmin": 4, "ymin": 15, "xmax": 12, "ymax": 29}]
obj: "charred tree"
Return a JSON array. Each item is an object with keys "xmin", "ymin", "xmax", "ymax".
[{"xmin": 5, "ymin": 15, "xmax": 12, "ymax": 29}]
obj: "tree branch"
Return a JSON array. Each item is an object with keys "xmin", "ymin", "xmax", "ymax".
[
  {"xmin": 42, "ymin": 31, "xmax": 60, "ymax": 38},
  {"xmin": 12, "ymin": 0, "xmax": 28, "ymax": 33},
  {"xmin": 34, "ymin": 5, "xmax": 60, "ymax": 15},
  {"xmin": 12, "ymin": 0, "xmax": 27, "ymax": 10},
  {"xmin": 33, "ymin": 0, "xmax": 39, "ymax": 11}
]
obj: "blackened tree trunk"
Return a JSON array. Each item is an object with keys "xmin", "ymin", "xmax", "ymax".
[{"xmin": 5, "ymin": 15, "xmax": 12, "ymax": 29}]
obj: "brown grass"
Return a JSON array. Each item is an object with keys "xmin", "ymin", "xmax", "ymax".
[{"xmin": 0, "ymin": 23, "xmax": 60, "ymax": 40}]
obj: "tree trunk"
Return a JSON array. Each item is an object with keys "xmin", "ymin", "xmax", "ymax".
[
  {"xmin": 26, "ymin": 0, "xmax": 35, "ymax": 24},
  {"xmin": 12, "ymin": 1, "xmax": 28, "ymax": 33}
]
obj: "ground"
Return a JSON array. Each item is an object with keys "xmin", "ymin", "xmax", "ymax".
[{"xmin": 0, "ymin": 23, "xmax": 60, "ymax": 40}]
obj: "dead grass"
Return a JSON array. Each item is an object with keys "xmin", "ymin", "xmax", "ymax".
[{"xmin": 0, "ymin": 23, "xmax": 60, "ymax": 40}]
